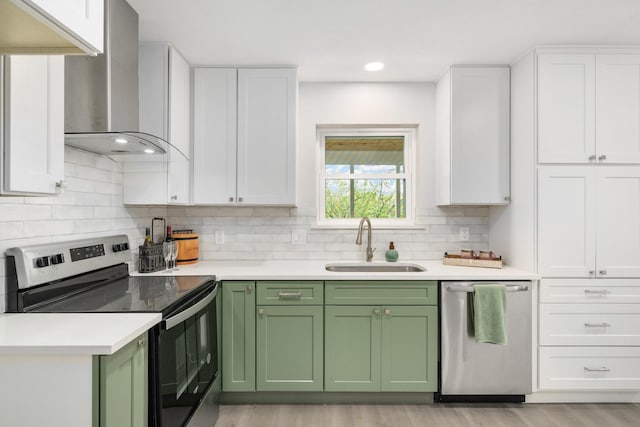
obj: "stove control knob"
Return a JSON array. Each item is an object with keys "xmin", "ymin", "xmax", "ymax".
[
  {"xmin": 50, "ymin": 253, "xmax": 65, "ymax": 265},
  {"xmin": 112, "ymin": 243, "xmax": 129, "ymax": 252},
  {"xmin": 35, "ymin": 256, "xmax": 50, "ymax": 268}
]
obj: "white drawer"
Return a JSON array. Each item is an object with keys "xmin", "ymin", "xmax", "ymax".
[
  {"xmin": 539, "ymin": 303, "xmax": 640, "ymax": 346},
  {"xmin": 539, "ymin": 346, "xmax": 640, "ymax": 390},
  {"xmin": 540, "ymin": 279, "xmax": 640, "ymax": 303}
]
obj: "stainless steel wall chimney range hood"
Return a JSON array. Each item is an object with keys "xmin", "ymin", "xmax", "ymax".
[{"xmin": 64, "ymin": 0, "xmax": 168, "ymax": 155}]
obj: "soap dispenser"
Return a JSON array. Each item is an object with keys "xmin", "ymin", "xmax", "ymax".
[{"xmin": 385, "ymin": 241, "xmax": 399, "ymax": 262}]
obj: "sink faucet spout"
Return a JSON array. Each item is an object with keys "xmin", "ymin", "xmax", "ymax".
[{"xmin": 355, "ymin": 217, "xmax": 375, "ymax": 262}]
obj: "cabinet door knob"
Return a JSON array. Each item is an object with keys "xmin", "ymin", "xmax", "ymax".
[
  {"xmin": 55, "ymin": 180, "xmax": 68, "ymax": 189},
  {"xmin": 238, "ymin": 197, "xmax": 244, "ymax": 202},
  {"xmin": 229, "ymin": 197, "xmax": 234, "ymax": 202},
  {"xmin": 503, "ymin": 196, "xmax": 511, "ymax": 202},
  {"xmin": 384, "ymin": 308, "xmax": 391, "ymax": 316},
  {"xmin": 588, "ymin": 270, "xmax": 595, "ymax": 276},
  {"xmin": 598, "ymin": 154, "xmax": 607, "ymax": 161},
  {"xmin": 373, "ymin": 308, "xmax": 381, "ymax": 316},
  {"xmin": 588, "ymin": 155, "xmax": 596, "ymax": 161},
  {"xmin": 246, "ymin": 284, "xmax": 253, "ymax": 293},
  {"xmin": 599, "ymin": 269, "xmax": 607, "ymax": 276},
  {"xmin": 137, "ymin": 339, "xmax": 145, "ymax": 348},
  {"xmin": 258, "ymin": 308, "xmax": 264, "ymax": 317}
]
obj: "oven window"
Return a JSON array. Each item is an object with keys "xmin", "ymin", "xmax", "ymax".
[{"xmin": 159, "ymin": 289, "xmax": 218, "ymax": 427}]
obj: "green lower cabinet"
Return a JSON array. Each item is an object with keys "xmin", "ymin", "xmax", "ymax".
[
  {"xmin": 95, "ymin": 333, "xmax": 148, "ymax": 427},
  {"xmin": 222, "ymin": 281, "xmax": 256, "ymax": 391},
  {"xmin": 325, "ymin": 305, "xmax": 381, "ymax": 392},
  {"xmin": 381, "ymin": 306, "xmax": 438, "ymax": 392},
  {"xmin": 256, "ymin": 305, "xmax": 324, "ymax": 391},
  {"xmin": 325, "ymin": 305, "xmax": 438, "ymax": 393}
]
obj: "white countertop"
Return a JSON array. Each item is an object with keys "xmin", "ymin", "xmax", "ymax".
[
  {"xmin": 0, "ymin": 259, "xmax": 535, "ymax": 356},
  {"xmin": 131, "ymin": 260, "xmax": 539, "ymax": 281},
  {"xmin": 0, "ymin": 313, "xmax": 161, "ymax": 355}
]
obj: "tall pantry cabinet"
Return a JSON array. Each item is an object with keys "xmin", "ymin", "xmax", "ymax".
[{"xmin": 490, "ymin": 47, "xmax": 640, "ymax": 398}]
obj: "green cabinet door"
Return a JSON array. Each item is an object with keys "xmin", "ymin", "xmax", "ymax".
[
  {"xmin": 381, "ymin": 306, "xmax": 438, "ymax": 392},
  {"xmin": 324, "ymin": 305, "xmax": 381, "ymax": 392},
  {"xmin": 256, "ymin": 305, "xmax": 323, "ymax": 391},
  {"xmin": 222, "ymin": 281, "xmax": 256, "ymax": 391},
  {"xmin": 96, "ymin": 333, "xmax": 147, "ymax": 427}
]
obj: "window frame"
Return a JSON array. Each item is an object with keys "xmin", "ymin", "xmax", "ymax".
[{"xmin": 316, "ymin": 126, "xmax": 416, "ymax": 228}]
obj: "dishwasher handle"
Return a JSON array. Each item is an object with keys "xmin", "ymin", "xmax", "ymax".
[{"xmin": 445, "ymin": 283, "xmax": 529, "ymax": 293}]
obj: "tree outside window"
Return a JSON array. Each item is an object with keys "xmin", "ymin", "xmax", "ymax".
[{"xmin": 318, "ymin": 128, "xmax": 414, "ymax": 226}]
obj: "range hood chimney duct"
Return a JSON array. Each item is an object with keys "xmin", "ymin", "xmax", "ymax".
[{"xmin": 64, "ymin": 0, "xmax": 168, "ymax": 155}]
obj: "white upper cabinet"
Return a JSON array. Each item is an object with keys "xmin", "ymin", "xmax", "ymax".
[
  {"xmin": 436, "ymin": 66, "xmax": 510, "ymax": 206},
  {"xmin": 537, "ymin": 54, "xmax": 595, "ymax": 164},
  {"xmin": 538, "ymin": 53, "xmax": 640, "ymax": 164},
  {"xmin": 193, "ymin": 67, "xmax": 297, "ymax": 206},
  {"xmin": 1, "ymin": 55, "xmax": 64, "ymax": 195},
  {"xmin": 0, "ymin": 0, "xmax": 103, "ymax": 55},
  {"xmin": 538, "ymin": 165, "xmax": 640, "ymax": 278},
  {"xmin": 124, "ymin": 43, "xmax": 190, "ymax": 205},
  {"xmin": 595, "ymin": 54, "xmax": 640, "ymax": 164},
  {"xmin": 237, "ymin": 68, "xmax": 296, "ymax": 205},
  {"xmin": 192, "ymin": 68, "xmax": 237, "ymax": 205}
]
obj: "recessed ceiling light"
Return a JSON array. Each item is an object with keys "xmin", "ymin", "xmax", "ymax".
[
  {"xmin": 365, "ymin": 62, "xmax": 384, "ymax": 72},
  {"xmin": 115, "ymin": 138, "xmax": 128, "ymax": 144},
  {"xmin": 144, "ymin": 149, "xmax": 155, "ymax": 154}
]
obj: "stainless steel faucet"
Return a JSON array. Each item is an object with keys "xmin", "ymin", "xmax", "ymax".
[{"xmin": 355, "ymin": 217, "xmax": 375, "ymax": 262}]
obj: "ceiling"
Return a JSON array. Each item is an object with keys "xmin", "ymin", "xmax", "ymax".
[{"xmin": 127, "ymin": 0, "xmax": 640, "ymax": 82}]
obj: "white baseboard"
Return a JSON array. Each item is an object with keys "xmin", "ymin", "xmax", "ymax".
[{"xmin": 526, "ymin": 391, "xmax": 640, "ymax": 403}]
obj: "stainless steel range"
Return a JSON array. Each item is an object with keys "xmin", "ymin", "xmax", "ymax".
[{"xmin": 5, "ymin": 235, "xmax": 220, "ymax": 427}]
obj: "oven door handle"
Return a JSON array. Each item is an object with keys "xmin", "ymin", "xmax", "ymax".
[{"xmin": 163, "ymin": 284, "xmax": 218, "ymax": 330}]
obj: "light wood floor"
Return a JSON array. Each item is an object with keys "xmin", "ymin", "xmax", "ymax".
[{"xmin": 215, "ymin": 403, "xmax": 640, "ymax": 427}]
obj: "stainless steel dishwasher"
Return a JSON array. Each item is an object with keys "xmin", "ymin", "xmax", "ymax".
[{"xmin": 439, "ymin": 281, "xmax": 532, "ymax": 402}]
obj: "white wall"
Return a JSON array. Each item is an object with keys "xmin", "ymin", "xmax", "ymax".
[{"xmin": 169, "ymin": 82, "xmax": 490, "ymax": 261}]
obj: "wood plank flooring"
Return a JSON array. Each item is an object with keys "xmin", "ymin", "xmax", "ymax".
[{"xmin": 215, "ymin": 403, "xmax": 640, "ymax": 427}]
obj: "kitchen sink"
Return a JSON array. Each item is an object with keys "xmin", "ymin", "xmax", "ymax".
[{"xmin": 325, "ymin": 263, "xmax": 426, "ymax": 272}]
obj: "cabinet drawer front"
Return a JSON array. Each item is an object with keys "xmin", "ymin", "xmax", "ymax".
[
  {"xmin": 540, "ymin": 303, "xmax": 640, "ymax": 346},
  {"xmin": 539, "ymin": 346, "xmax": 640, "ymax": 390},
  {"xmin": 325, "ymin": 281, "xmax": 437, "ymax": 305},
  {"xmin": 540, "ymin": 279, "xmax": 640, "ymax": 303},
  {"xmin": 256, "ymin": 281, "xmax": 323, "ymax": 305}
]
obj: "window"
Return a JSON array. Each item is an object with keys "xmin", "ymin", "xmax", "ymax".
[{"xmin": 318, "ymin": 127, "xmax": 415, "ymax": 226}]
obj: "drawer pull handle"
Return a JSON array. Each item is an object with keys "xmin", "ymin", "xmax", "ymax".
[
  {"xmin": 584, "ymin": 322, "xmax": 611, "ymax": 328},
  {"xmin": 584, "ymin": 366, "xmax": 610, "ymax": 373},
  {"xmin": 278, "ymin": 292, "xmax": 302, "ymax": 300},
  {"xmin": 584, "ymin": 290, "xmax": 611, "ymax": 295}
]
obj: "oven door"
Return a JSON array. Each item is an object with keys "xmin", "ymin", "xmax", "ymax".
[{"xmin": 153, "ymin": 282, "xmax": 219, "ymax": 427}]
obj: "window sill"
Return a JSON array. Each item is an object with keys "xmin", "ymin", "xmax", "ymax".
[{"xmin": 311, "ymin": 223, "xmax": 426, "ymax": 230}]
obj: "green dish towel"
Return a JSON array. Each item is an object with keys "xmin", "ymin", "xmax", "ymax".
[{"xmin": 469, "ymin": 284, "xmax": 507, "ymax": 345}]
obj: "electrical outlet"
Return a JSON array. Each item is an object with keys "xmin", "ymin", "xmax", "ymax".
[
  {"xmin": 291, "ymin": 229, "xmax": 307, "ymax": 245},
  {"xmin": 459, "ymin": 226, "xmax": 470, "ymax": 242},
  {"xmin": 215, "ymin": 230, "xmax": 224, "ymax": 244}
]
